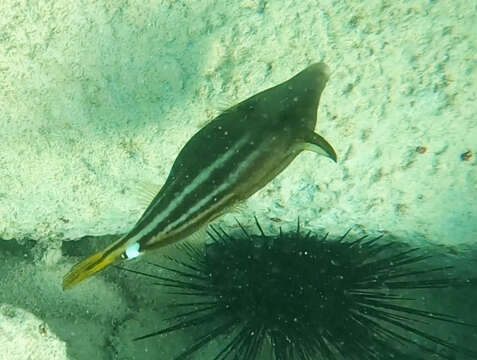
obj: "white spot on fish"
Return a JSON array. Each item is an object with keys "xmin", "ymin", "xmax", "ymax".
[{"xmin": 125, "ymin": 243, "xmax": 141, "ymax": 259}]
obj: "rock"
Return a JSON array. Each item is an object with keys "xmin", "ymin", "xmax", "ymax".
[
  {"xmin": 0, "ymin": 0, "xmax": 475, "ymax": 248},
  {"xmin": 0, "ymin": 304, "xmax": 69, "ymax": 360}
]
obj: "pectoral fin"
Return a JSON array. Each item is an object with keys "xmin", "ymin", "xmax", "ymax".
[{"xmin": 302, "ymin": 130, "xmax": 337, "ymax": 162}]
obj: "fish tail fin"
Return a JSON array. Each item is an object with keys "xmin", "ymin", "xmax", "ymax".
[
  {"xmin": 302, "ymin": 130, "xmax": 337, "ymax": 162},
  {"xmin": 62, "ymin": 247, "xmax": 120, "ymax": 290}
]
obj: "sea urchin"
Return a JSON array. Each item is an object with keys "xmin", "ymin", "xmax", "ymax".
[{"xmin": 121, "ymin": 219, "xmax": 477, "ymax": 360}]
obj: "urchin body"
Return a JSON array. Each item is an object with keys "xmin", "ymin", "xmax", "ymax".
[{"xmin": 123, "ymin": 220, "xmax": 477, "ymax": 360}]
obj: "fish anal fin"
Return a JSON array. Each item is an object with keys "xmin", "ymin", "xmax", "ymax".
[
  {"xmin": 302, "ymin": 130, "xmax": 337, "ymax": 162},
  {"xmin": 187, "ymin": 227, "xmax": 209, "ymax": 243},
  {"xmin": 182, "ymin": 199, "xmax": 246, "ymax": 245}
]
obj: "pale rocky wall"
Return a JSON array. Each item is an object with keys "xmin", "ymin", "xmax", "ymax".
[
  {"xmin": 0, "ymin": 304, "xmax": 68, "ymax": 360},
  {"xmin": 0, "ymin": 0, "xmax": 476, "ymax": 247}
]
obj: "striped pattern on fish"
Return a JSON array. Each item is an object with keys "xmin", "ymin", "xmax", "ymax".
[{"xmin": 63, "ymin": 62, "xmax": 337, "ymax": 290}]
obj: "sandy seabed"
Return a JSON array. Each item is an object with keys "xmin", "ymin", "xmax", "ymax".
[{"xmin": 0, "ymin": 0, "xmax": 476, "ymax": 359}]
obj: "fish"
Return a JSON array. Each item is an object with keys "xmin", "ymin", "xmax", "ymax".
[{"xmin": 62, "ymin": 62, "xmax": 337, "ymax": 290}]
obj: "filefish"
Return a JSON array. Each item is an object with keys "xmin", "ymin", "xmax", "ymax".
[{"xmin": 63, "ymin": 62, "xmax": 336, "ymax": 289}]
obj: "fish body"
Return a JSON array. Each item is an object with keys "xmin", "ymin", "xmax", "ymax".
[{"xmin": 63, "ymin": 62, "xmax": 336, "ymax": 289}]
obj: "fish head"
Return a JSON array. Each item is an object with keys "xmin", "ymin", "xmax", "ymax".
[{"xmin": 62, "ymin": 240, "xmax": 142, "ymax": 290}]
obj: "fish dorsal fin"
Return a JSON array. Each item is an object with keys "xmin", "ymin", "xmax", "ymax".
[
  {"xmin": 302, "ymin": 130, "xmax": 337, "ymax": 162},
  {"xmin": 197, "ymin": 97, "xmax": 239, "ymax": 128},
  {"xmin": 215, "ymin": 97, "xmax": 237, "ymax": 114},
  {"xmin": 132, "ymin": 180, "xmax": 163, "ymax": 209}
]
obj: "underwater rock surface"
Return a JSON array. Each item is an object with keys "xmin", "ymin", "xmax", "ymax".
[
  {"xmin": 2, "ymin": 1, "xmax": 476, "ymax": 359},
  {"xmin": 0, "ymin": 2, "xmax": 476, "ymax": 247},
  {"xmin": 0, "ymin": 304, "xmax": 68, "ymax": 360},
  {"xmin": 0, "ymin": 238, "xmax": 130, "ymax": 360}
]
